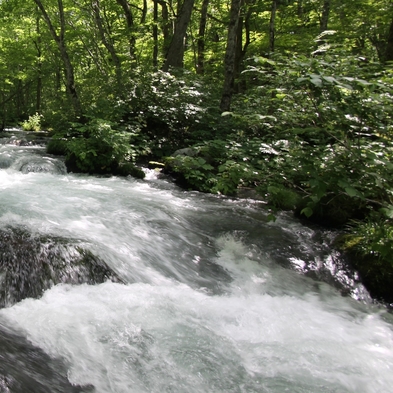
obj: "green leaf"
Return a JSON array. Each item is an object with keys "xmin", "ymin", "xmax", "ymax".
[
  {"xmin": 310, "ymin": 76, "xmax": 322, "ymax": 87},
  {"xmin": 380, "ymin": 206, "xmax": 393, "ymax": 218},
  {"xmin": 322, "ymin": 76, "xmax": 337, "ymax": 84},
  {"xmin": 344, "ymin": 187, "xmax": 364, "ymax": 199},
  {"xmin": 301, "ymin": 207, "xmax": 313, "ymax": 218},
  {"xmin": 267, "ymin": 213, "xmax": 277, "ymax": 222},
  {"xmin": 338, "ymin": 179, "xmax": 350, "ymax": 188}
]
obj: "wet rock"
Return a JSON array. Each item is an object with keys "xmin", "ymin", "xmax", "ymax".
[
  {"xmin": 14, "ymin": 156, "xmax": 67, "ymax": 175},
  {"xmin": 172, "ymin": 147, "xmax": 197, "ymax": 157},
  {"xmin": 0, "ymin": 226, "xmax": 123, "ymax": 307},
  {"xmin": 0, "ymin": 320, "xmax": 93, "ymax": 392}
]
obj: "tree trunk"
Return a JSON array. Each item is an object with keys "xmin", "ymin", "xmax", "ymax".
[
  {"xmin": 196, "ymin": 0, "xmax": 209, "ymax": 74},
  {"xmin": 219, "ymin": 0, "xmax": 242, "ymax": 112},
  {"xmin": 157, "ymin": 0, "xmax": 171, "ymax": 57},
  {"xmin": 162, "ymin": 0, "xmax": 196, "ymax": 71},
  {"xmin": 297, "ymin": 0, "xmax": 303, "ymax": 18},
  {"xmin": 92, "ymin": 0, "xmax": 122, "ymax": 87},
  {"xmin": 385, "ymin": 18, "xmax": 393, "ymax": 63},
  {"xmin": 116, "ymin": 0, "xmax": 136, "ymax": 62},
  {"xmin": 141, "ymin": 0, "xmax": 148, "ymax": 24},
  {"xmin": 33, "ymin": 0, "xmax": 82, "ymax": 118},
  {"xmin": 320, "ymin": 0, "xmax": 330, "ymax": 33},
  {"xmin": 153, "ymin": 0, "xmax": 159, "ymax": 69},
  {"xmin": 234, "ymin": 0, "xmax": 253, "ymax": 93},
  {"xmin": 34, "ymin": 13, "xmax": 42, "ymax": 113},
  {"xmin": 269, "ymin": 0, "xmax": 277, "ymax": 54}
]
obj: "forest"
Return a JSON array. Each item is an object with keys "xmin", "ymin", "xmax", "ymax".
[{"xmin": 1, "ymin": 0, "xmax": 393, "ymax": 302}]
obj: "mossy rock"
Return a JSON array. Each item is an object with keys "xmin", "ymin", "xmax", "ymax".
[
  {"xmin": 114, "ymin": 162, "xmax": 145, "ymax": 179},
  {"xmin": 335, "ymin": 234, "xmax": 393, "ymax": 303}
]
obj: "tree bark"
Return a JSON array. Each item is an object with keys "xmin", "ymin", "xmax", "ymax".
[
  {"xmin": 92, "ymin": 0, "xmax": 122, "ymax": 86},
  {"xmin": 269, "ymin": 0, "xmax": 277, "ymax": 54},
  {"xmin": 162, "ymin": 0, "xmax": 196, "ymax": 71},
  {"xmin": 385, "ymin": 17, "xmax": 393, "ymax": 63},
  {"xmin": 153, "ymin": 0, "xmax": 159, "ymax": 68},
  {"xmin": 196, "ymin": 0, "xmax": 209, "ymax": 74},
  {"xmin": 297, "ymin": 0, "xmax": 303, "ymax": 18},
  {"xmin": 157, "ymin": 0, "xmax": 172, "ymax": 57},
  {"xmin": 320, "ymin": 0, "xmax": 330, "ymax": 33},
  {"xmin": 33, "ymin": 0, "xmax": 82, "ymax": 118},
  {"xmin": 34, "ymin": 13, "xmax": 42, "ymax": 113},
  {"xmin": 115, "ymin": 0, "xmax": 136, "ymax": 62},
  {"xmin": 141, "ymin": 0, "xmax": 148, "ymax": 24},
  {"xmin": 219, "ymin": 0, "xmax": 242, "ymax": 112}
]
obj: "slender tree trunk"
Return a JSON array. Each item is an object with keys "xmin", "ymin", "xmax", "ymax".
[
  {"xmin": 116, "ymin": 0, "xmax": 136, "ymax": 62},
  {"xmin": 92, "ymin": 0, "xmax": 122, "ymax": 87},
  {"xmin": 162, "ymin": 0, "xmax": 196, "ymax": 71},
  {"xmin": 141, "ymin": 0, "xmax": 148, "ymax": 24},
  {"xmin": 320, "ymin": 0, "xmax": 330, "ymax": 33},
  {"xmin": 153, "ymin": 0, "xmax": 159, "ymax": 69},
  {"xmin": 157, "ymin": 0, "xmax": 171, "ymax": 56},
  {"xmin": 269, "ymin": 0, "xmax": 277, "ymax": 54},
  {"xmin": 297, "ymin": 0, "xmax": 303, "ymax": 18},
  {"xmin": 33, "ymin": 0, "xmax": 82, "ymax": 118},
  {"xmin": 196, "ymin": 0, "xmax": 209, "ymax": 74},
  {"xmin": 233, "ymin": 9, "xmax": 243, "ymax": 92},
  {"xmin": 385, "ymin": 18, "xmax": 393, "ymax": 63},
  {"xmin": 234, "ymin": 0, "xmax": 253, "ymax": 93},
  {"xmin": 219, "ymin": 0, "xmax": 242, "ymax": 112},
  {"xmin": 35, "ymin": 13, "xmax": 42, "ymax": 113}
]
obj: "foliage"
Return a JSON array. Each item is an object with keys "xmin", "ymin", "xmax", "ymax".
[
  {"xmin": 336, "ymin": 217, "xmax": 393, "ymax": 302},
  {"xmin": 21, "ymin": 113, "xmax": 43, "ymax": 132},
  {"xmin": 162, "ymin": 39, "xmax": 393, "ymax": 265},
  {"xmin": 125, "ymin": 69, "xmax": 218, "ymax": 157},
  {"xmin": 46, "ymin": 137, "xmax": 67, "ymax": 155},
  {"xmin": 64, "ymin": 118, "xmax": 135, "ymax": 175}
]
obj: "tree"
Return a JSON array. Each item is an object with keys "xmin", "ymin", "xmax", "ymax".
[
  {"xmin": 196, "ymin": 0, "xmax": 210, "ymax": 74},
  {"xmin": 162, "ymin": 0, "xmax": 196, "ymax": 71},
  {"xmin": 269, "ymin": 0, "xmax": 277, "ymax": 53},
  {"xmin": 220, "ymin": 0, "xmax": 242, "ymax": 112},
  {"xmin": 319, "ymin": 0, "xmax": 331, "ymax": 32},
  {"xmin": 33, "ymin": 0, "xmax": 83, "ymax": 118},
  {"xmin": 115, "ymin": 0, "xmax": 136, "ymax": 62},
  {"xmin": 91, "ymin": 0, "xmax": 122, "ymax": 88},
  {"xmin": 385, "ymin": 17, "xmax": 393, "ymax": 62}
]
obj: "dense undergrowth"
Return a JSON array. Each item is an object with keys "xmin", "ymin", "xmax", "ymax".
[{"xmin": 46, "ymin": 41, "xmax": 393, "ymax": 303}]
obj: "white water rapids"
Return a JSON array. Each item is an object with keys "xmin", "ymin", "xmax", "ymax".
[{"xmin": 0, "ymin": 141, "xmax": 393, "ymax": 392}]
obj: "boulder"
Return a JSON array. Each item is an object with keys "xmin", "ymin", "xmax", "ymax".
[{"xmin": 0, "ymin": 226, "xmax": 123, "ymax": 307}]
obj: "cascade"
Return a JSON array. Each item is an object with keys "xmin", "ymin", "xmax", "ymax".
[{"xmin": 0, "ymin": 129, "xmax": 392, "ymax": 393}]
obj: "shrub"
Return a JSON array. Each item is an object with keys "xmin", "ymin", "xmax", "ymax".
[
  {"xmin": 64, "ymin": 119, "xmax": 134, "ymax": 174},
  {"xmin": 21, "ymin": 113, "xmax": 43, "ymax": 132}
]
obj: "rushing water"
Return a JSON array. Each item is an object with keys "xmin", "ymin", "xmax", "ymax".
[{"xmin": 0, "ymin": 132, "xmax": 393, "ymax": 393}]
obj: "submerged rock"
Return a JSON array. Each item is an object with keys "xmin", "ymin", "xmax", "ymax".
[
  {"xmin": 0, "ymin": 320, "xmax": 93, "ymax": 392},
  {"xmin": 0, "ymin": 226, "xmax": 123, "ymax": 307},
  {"xmin": 13, "ymin": 156, "xmax": 67, "ymax": 175}
]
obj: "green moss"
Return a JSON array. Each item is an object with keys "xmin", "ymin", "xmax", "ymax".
[{"xmin": 335, "ymin": 220, "xmax": 393, "ymax": 303}]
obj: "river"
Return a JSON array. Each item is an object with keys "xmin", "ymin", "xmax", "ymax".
[{"xmin": 0, "ymin": 131, "xmax": 392, "ymax": 392}]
